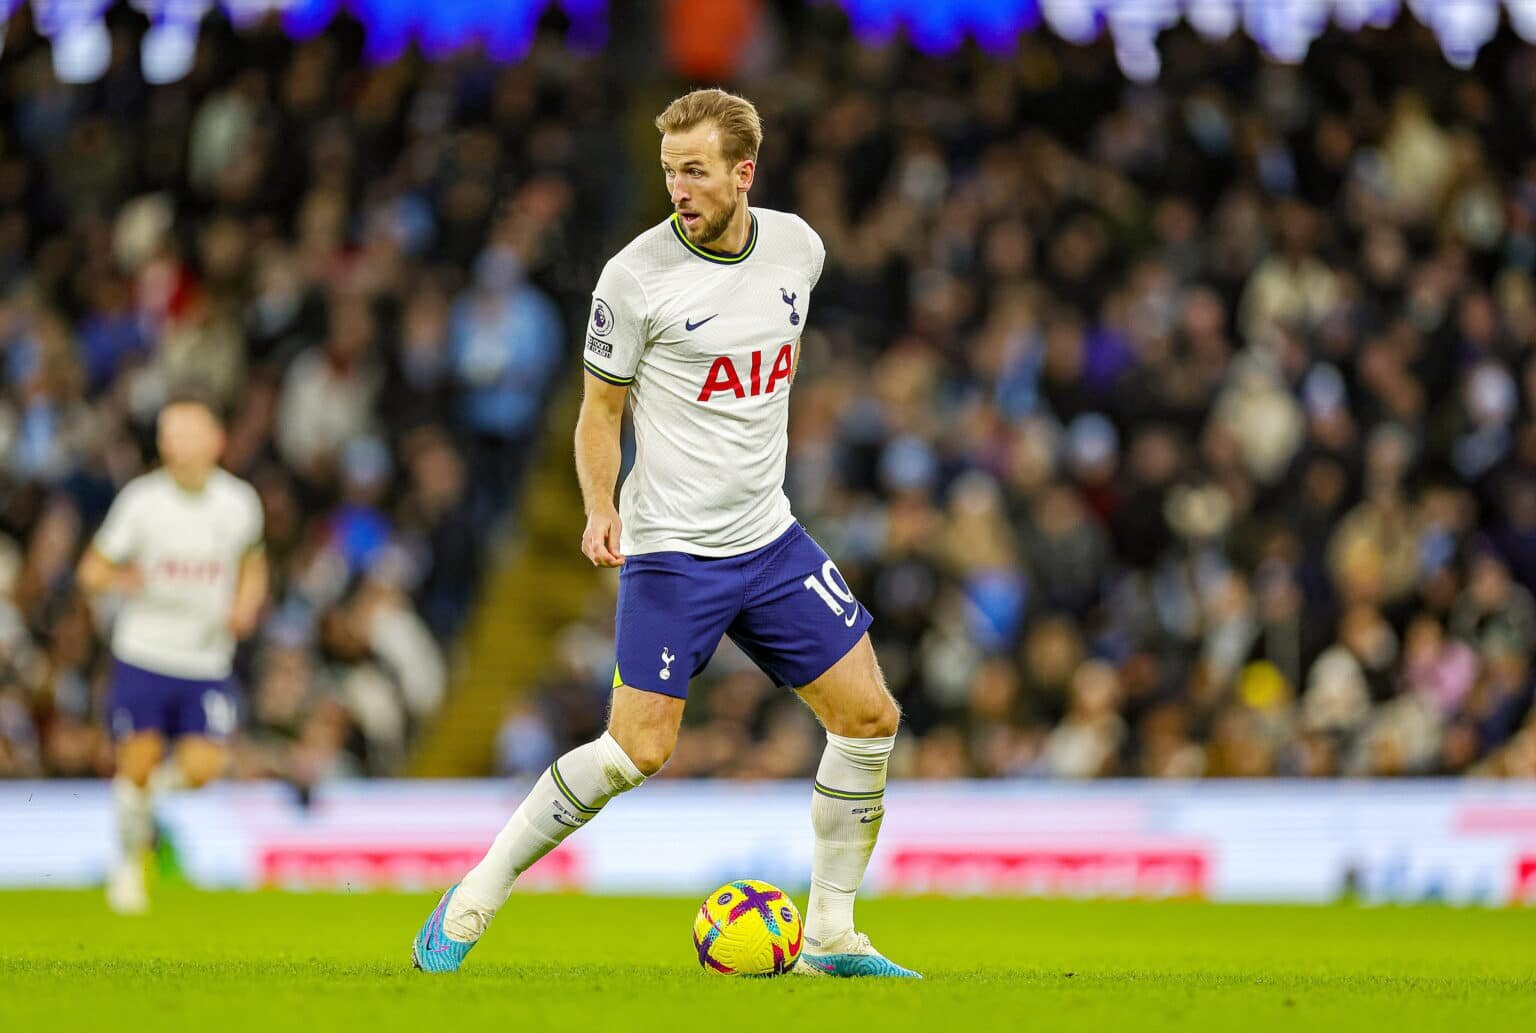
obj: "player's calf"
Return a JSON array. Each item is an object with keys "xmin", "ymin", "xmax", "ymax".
[
  {"xmin": 795, "ymin": 638, "xmax": 903, "ymax": 949},
  {"xmin": 412, "ymin": 730, "xmax": 650, "ymax": 971},
  {"xmin": 804, "ymin": 730, "xmax": 895, "ymax": 947}
]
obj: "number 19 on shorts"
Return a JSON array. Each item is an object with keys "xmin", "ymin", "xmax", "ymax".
[{"xmin": 803, "ymin": 560, "xmax": 859, "ymax": 628}]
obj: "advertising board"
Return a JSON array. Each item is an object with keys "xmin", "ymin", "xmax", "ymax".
[{"xmin": 4, "ymin": 781, "xmax": 1535, "ymax": 905}]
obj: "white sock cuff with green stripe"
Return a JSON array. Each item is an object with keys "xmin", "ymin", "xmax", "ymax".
[
  {"xmin": 813, "ymin": 731, "xmax": 895, "ymax": 800},
  {"xmin": 556, "ymin": 731, "xmax": 646, "ymax": 811}
]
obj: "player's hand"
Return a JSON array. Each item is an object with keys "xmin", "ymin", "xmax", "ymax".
[
  {"xmin": 227, "ymin": 607, "xmax": 260, "ymax": 640},
  {"xmin": 582, "ymin": 506, "xmax": 626, "ymax": 567}
]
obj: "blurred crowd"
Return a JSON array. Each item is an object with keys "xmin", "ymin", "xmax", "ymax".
[
  {"xmin": 0, "ymin": 11, "xmax": 616, "ymax": 779},
  {"xmin": 6, "ymin": 6, "xmax": 1536, "ymax": 784},
  {"xmin": 512, "ymin": 12, "xmax": 1536, "ymax": 781}
]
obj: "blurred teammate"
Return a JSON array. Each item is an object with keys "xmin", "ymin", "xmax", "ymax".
[
  {"xmin": 78, "ymin": 392, "xmax": 267, "ymax": 913},
  {"xmin": 413, "ymin": 89, "xmax": 918, "ymax": 978}
]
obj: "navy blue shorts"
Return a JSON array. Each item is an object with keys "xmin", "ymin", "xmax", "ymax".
[
  {"xmin": 614, "ymin": 523, "xmax": 874, "ymax": 698},
  {"xmin": 106, "ymin": 658, "xmax": 239, "ymax": 741}
]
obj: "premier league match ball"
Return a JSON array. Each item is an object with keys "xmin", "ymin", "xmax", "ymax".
[{"xmin": 691, "ymin": 879, "xmax": 804, "ymax": 977}]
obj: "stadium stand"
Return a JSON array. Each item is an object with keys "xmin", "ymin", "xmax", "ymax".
[{"xmin": 3, "ymin": 6, "xmax": 1536, "ymax": 781}]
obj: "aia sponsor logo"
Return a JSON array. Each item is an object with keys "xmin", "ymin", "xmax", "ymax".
[
  {"xmin": 698, "ymin": 343, "xmax": 794, "ymax": 402},
  {"xmin": 154, "ymin": 557, "xmax": 227, "ymax": 583}
]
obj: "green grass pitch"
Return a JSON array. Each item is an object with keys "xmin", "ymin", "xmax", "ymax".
[{"xmin": 1, "ymin": 890, "xmax": 1532, "ymax": 1032}]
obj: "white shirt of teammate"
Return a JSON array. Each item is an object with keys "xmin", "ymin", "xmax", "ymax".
[
  {"xmin": 92, "ymin": 468, "xmax": 264, "ymax": 679},
  {"xmin": 583, "ymin": 207, "xmax": 825, "ymax": 557}
]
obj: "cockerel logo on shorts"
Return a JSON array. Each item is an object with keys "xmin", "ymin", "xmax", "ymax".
[{"xmin": 660, "ymin": 647, "xmax": 676, "ymax": 681}]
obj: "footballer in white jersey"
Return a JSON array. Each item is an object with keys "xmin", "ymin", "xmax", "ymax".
[
  {"xmin": 78, "ymin": 393, "xmax": 267, "ymax": 913},
  {"xmin": 582, "ymin": 205, "xmax": 823, "ymax": 557},
  {"xmin": 413, "ymin": 90, "xmax": 918, "ymax": 980}
]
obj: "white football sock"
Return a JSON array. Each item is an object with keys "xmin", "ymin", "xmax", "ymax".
[
  {"xmin": 149, "ymin": 760, "xmax": 188, "ymax": 797},
  {"xmin": 806, "ymin": 731, "xmax": 895, "ymax": 947},
  {"xmin": 112, "ymin": 776, "xmax": 153, "ymax": 860},
  {"xmin": 447, "ymin": 732, "xmax": 645, "ymax": 941}
]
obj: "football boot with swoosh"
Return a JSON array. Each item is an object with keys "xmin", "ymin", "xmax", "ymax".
[{"xmin": 794, "ymin": 930, "xmax": 922, "ymax": 979}]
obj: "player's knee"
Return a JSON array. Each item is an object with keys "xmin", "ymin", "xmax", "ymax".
[
  {"xmin": 607, "ymin": 685, "xmax": 684, "ymax": 776},
  {"xmin": 830, "ymin": 695, "xmax": 900, "ymax": 739},
  {"xmin": 181, "ymin": 765, "xmax": 216, "ymax": 790},
  {"xmin": 605, "ymin": 716, "xmax": 675, "ymax": 776},
  {"xmin": 623, "ymin": 735, "xmax": 674, "ymax": 777},
  {"xmin": 116, "ymin": 735, "xmax": 164, "ymax": 786},
  {"xmin": 859, "ymin": 696, "xmax": 900, "ymax": 738},
  {"xmin": 116, "ymin": 756, "xmax": 157, "ymax": 787},
  {"xmin": 178, "ymin": 748, "xmax": 228, "ymax": 789},
  {"xmin": 608, "ymin": 721, "xmax": 675, "ymax": 776},
  {"xmin": 870, "ymin": 696, "xmax": 901, "ymax": 738}
]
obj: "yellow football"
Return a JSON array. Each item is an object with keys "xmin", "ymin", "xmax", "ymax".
[{"xmin": 691, "ymin": 879, "xmax": 804, "ymax": 976}]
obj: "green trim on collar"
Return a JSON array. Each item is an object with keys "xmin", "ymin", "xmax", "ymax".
[{"xmin": 670, "ymin": 211, "xmax": 758, "ymax": 264}]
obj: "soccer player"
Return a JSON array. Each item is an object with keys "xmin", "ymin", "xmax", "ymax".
[
  {"xmin": 413, "ymin": 89, "xmax": 918, "ymax": 978},
  {"xmin": 78, "ymin": 392, "xmax": 267, "ymax": 913}
]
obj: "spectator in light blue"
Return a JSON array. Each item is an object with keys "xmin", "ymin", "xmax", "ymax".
[
  {"xmin": 450, "ymin": 243, "xmax": 563, "ymax": 534},
  {"xmin": 326, "ymin": 435, "xmax": 396, "ymax": 578},
  {"xmin": 495, "ymin": 700, "xmax": 558, "ymax": 777}
]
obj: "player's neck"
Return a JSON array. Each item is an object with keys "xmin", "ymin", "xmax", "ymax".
[
  {"xmin": 167, "ymin": 467, "xmax": 212, "ymax": 494},
  {"xmin": 701, "ymin": 202, "xmax": 752, "ymax": 255}
]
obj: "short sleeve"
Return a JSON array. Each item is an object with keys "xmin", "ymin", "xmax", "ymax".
[
  {"xmin": 804, "ymin": 220, "xmax": 827, "ymax": 290},
  {"xmin": 583, "ymin": 260, "xmax": 648, "ymax": 386},
  {"xmin": 93, "ymin": 483, "xmax": 142, "ymax": 564},
  {"xmin": 239, "ymin": 482, "xmax": 265, "ymax": 553}
]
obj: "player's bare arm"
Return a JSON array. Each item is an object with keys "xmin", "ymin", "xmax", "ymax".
[
  {"xmin": 77, "ymin": 546, "xmax": 144, "ymax": 597},
  {"xmin": 576, "ymin": 376, "xmax": 628, "ymax": 567},
  {"xmin": 228, "ymin": 546, "xmax": 269, "ymax": 640}
]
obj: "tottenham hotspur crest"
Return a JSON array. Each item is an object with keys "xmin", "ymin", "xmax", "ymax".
[
  {"xmin": 780, "ymin": 287, "xmax": 800, "ymax": 326},
  {"xmin": 660, "ymin": 647, "xmax": 676, "ymax": 681}
]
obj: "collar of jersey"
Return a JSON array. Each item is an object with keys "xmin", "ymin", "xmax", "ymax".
[{"xmin": 670, "ymin": 211, "xmax": 758, "ymax": 264}]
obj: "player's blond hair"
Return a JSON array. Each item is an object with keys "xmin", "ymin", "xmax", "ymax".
[{"xmin": 655, "ymin": 89, "xmax": 762, "ymax": 166}]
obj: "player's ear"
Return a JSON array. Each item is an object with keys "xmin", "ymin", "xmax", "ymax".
[{"xmin": 736, "ymin": 158, "xmax": 755, "ymax": 193}]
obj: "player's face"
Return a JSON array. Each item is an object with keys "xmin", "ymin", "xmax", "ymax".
[
  {"xmin": 157, "ymin": 403, "xmax": 225, "ymax": 478},
  {"xmin": 662, "ymin": 123, "xmax": 752, "ymax": 247}
]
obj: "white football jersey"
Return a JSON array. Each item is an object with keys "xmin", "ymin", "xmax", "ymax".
[
  {"xmin": 91, "ymin": 468, "xmax": 264, "ymax": 679},
  {"xmin": 584, "ymin": 207, "xmax": 825, "ymax": 557}
]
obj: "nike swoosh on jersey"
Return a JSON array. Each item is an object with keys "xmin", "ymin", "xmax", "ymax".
[{"xmin": 685, "ymin": 314, "xmax": 719, "ymax": 331}]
